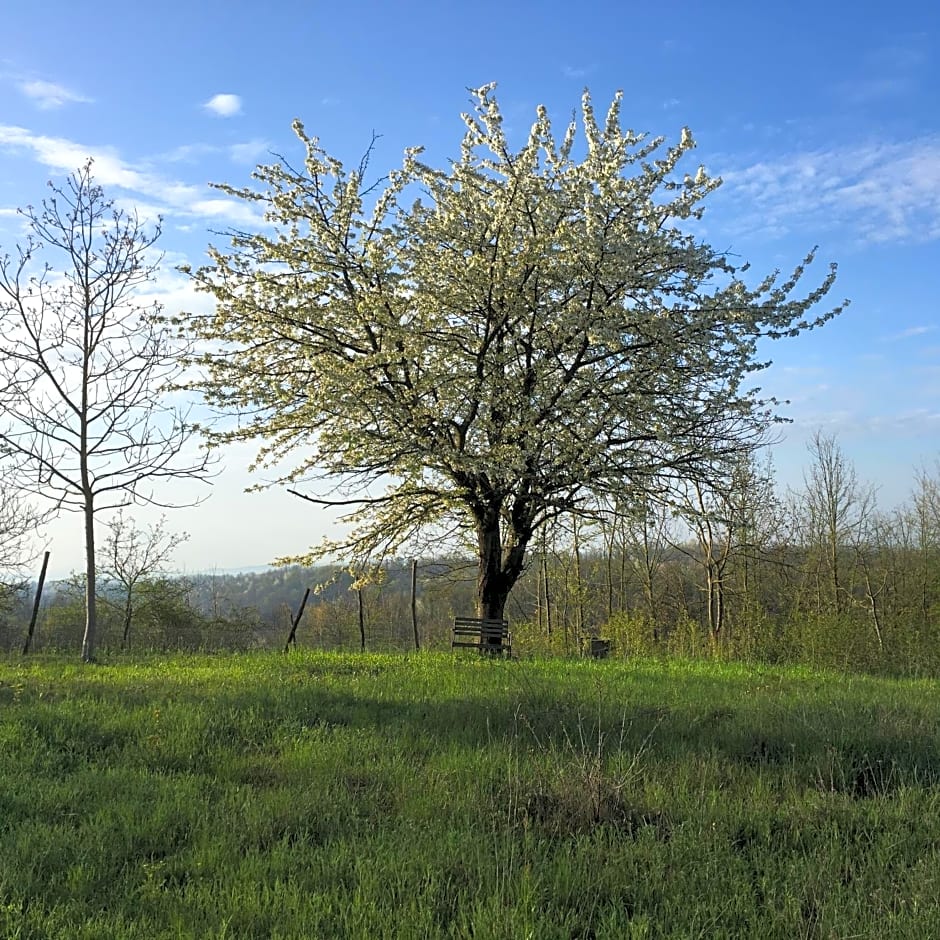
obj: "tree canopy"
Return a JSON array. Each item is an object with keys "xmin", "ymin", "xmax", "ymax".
[{"xmin": 190, "ymin": 85, "xmax": 845, "ymax": 626}]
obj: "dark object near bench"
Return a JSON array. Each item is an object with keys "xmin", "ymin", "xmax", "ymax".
[
  {"xmin": 580, "ymin": 636, "xmax": 612, "ymax": 659},
  {"xmin": 452, "ymin": 616, "xmax": 511, "ymax": 656}
]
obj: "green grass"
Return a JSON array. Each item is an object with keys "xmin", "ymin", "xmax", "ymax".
[{"xmin": 1, "ymin": 651, "xmax": 939, "ymax": 938}]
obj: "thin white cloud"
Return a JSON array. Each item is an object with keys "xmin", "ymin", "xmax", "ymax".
[
  {"xmin": 0, "ymin": 124, "xmax": 146, "ymax": 188},
  {"xmin": 833, "ymin": 37, "xmax": 928, "ymax": 106},
  {"xmin": 787, "ymin": 408, "xmax": 940, "ymax": 438},
  {"xmin": 112, "ymin": 197, "xmax": 168, "ymax": 227},
  {"xmin": 884, "ymin": 325, "xmax": 936, "ymax": 341},
  {"xmin": 146, "ymin": 138, "xmax": 272, "ymax": 174},
  {"xmin": 563, "ymin": 65, "xmax": 590, "ymax": 79},
  {"xmin": 867, "ymin": 410, "xmax": 940, "ymax": 433},
  {"xmin": 158, "ymin": 142, "xmax": 221, "ymax": 163},
  {"xmin": 779, "ymin": 365, "xmax": 827, "ymax": 377},
  {"xmin": 717, "ymin": 136, "xmax": 940, "ymax": 245},
  {"xmin": 136, "ymin": 263, "xmax": 217, "ymax": 319},
  {"xmin": 229, "ymin": 139, "xmax": 271, "ymax": 164},
  {"xmin": 189, "ymin": 197, "xmax": 266, "ymax": 226},
  {"xmin": 18, "ymin": 79, "xmax": 92, "ymax": 109},
  {"xmin": 204, "ymin": 94, "xmax": 242, "ymax": 117},
  {"xmin": 835, "ymin": 76, "xmax": 911, "ymax": 105},
  {"xmin": 0, "ymin": 124, "xmax": 263, "ymax": 228}
]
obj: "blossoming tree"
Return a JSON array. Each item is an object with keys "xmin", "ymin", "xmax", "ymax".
[{"xmin": 190, "ymin": 85, "xmax": 845, "ymax": 643}]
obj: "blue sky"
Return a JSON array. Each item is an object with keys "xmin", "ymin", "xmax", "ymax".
[{"xmin": 1, "ymin": 0, "xmax": 938, "ymax": 577}]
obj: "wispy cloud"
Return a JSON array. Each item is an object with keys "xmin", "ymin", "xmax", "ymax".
[
  {"xmin": 158, "ymin": 142, "xmax": 221, "ymax": 163},
  {"xmin": 0, "ymin": 125, "xmax": 145, "ymax": 188},
  {"xmin": 884, "ymin": 325, "xmax": 936, "ymax": 341},
  {"xmin": 833, "ymin": 36, "xmax": 929, "ymax": 105},
  {"xmin": 778, "ymin": 365, "xmax": 827, "ymax": 377},
  {"xmin": 152, "ymin": 139, "xmax": 271, "ymax": 167},
  {"xmin": 788, "ymin": 407, "xmax": 940, "ymax": 439},
  {"xmin": 836, "ymin": 76, "xmax": 911, "ymax": 105},
  {"xmin": 716, "ymin": 136, "xmax": 940, "ymax": 245},
  {"xmin": 562, "ymin": 65, "xmax": 591, "ymax": 79},
  {"xmin": 865, "ymin": 410, "xmax": 940, "ymax": 433},
  {"xmin": 230, "ymin": 139, "xmax": 271, "ymax": 164},
  {"xmin": 17, "ymin": 78, "xmax": 92, "ymax": 109},
  {"xmin": 873, "ymin": 38, "xmax": 929, "ymax": 71},
  {"xmin": 0, "ymin": 124, "xmax": 262, "ymax": 227},
  {"xmin": 203, "ymin": 93, "xmax": 242, "ymax": 117}
]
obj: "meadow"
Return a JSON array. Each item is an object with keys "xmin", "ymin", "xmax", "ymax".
[{"xmin": 1, "ymin": 651, "xmax": 939, "ymax": 938}]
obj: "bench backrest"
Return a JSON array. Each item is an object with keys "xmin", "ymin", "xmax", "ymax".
[
  {"xmin": 454, "ymin": 616, "xmax": 509, "ymax": 635},
  {"xmin": 452, "ymin": 617, "xmax": 511, "ymax": 653}
]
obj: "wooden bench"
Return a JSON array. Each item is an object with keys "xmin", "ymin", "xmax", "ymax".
[{"xmin": 452, "ymin": 616, "xmax": 512, "ymax": 656}]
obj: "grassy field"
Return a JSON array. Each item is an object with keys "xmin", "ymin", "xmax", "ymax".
[{"xmin": 1, "ymin": 651, "xmax": 939, "ymax": 938}]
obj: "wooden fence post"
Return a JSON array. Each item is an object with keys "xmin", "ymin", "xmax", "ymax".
[{"xmin": 23, "ymin": 551, "xmax": 50, "ymax": 655}]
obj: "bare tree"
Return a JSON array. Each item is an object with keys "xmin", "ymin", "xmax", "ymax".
[
  {"xmin": 848, "ymin": 507, "xmax": 889, "ymax": 653},
  {"xmin": 620, "ymin": 493, "xmax": 674, "ymax": 625},
  {"xmin": 669, "ymin": 456, "xmax": 779, "ymax": 645},
  {"xmin": 910, "ymin": 464, "xmax": 940, "ymax": 626},
  {"xmin": 0, "ymin": 162, "xmax": 213, "ymax": 661},
  {"xmin": 672, "ymin": 478, "xmax": 734, "ymax": 643},
  {"xmin": 98, "ymin": 510, "xmax": 189, "ymax": 650},
  {"xmin": 798, "ymin": 431, "xmax": 875, "ymax": 616}
]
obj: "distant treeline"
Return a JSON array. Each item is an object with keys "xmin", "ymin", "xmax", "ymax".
[{"xmin": 3, "ymin": 435, "xmax": 939, "ymax": 675}]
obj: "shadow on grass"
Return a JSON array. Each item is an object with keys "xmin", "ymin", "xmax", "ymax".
[{"xmin": 7, "ymin": 653, "xmax": 940, "ymax": 798}]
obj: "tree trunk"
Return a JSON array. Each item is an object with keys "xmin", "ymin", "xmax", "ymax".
[
  {"xmin": 121, "ymin": 595, "xmax": 133, "ymax": 651},
  {"xmin": 475, "ymin": 509, "xmax": 528, "ymax": 651},
  {"xmin": 477, "ymin": 513, "xmax": 507, "ymax": 620},
  {"xmin": 603, "ymin": 514, "xmax": 615, "ymax": 620},
  {"xmin": 477, "ymin": 569, "xmax": 511, "ymax": 620},
  {"xmin": 640, "ymin": 518, "xmax": 659, "ymax": 635},
  {"xmin": 828, "ymin": 521, "xmax": 842, "ymax": 615},
  {"xmin": 543, "ymin": 553, "xmax": 553, "ymax": 637},
  {"xmin": 357, "ymin": 587, "xmax": 365, "ymax": 652},
  {"xmin": 410, "ymin": 559, "xmax": 420, "ymax": 651},
  {"xmin": 705, "ymin": 563, "xmax": 716, "ymax": 639},
  {"xmin": 81, "ymin": 499, "xmax": 97, "ymax": 662},
  {"xmin": 572, "ymin": 517, "xmax": 585, "ymax": 639},
  {"xmin": 863, "ymin": 570, "xmax": 885, "ymax": 653},
  {"xmin": 535, "ymin": 551, "xmax": 544, "ymax": 632}
]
